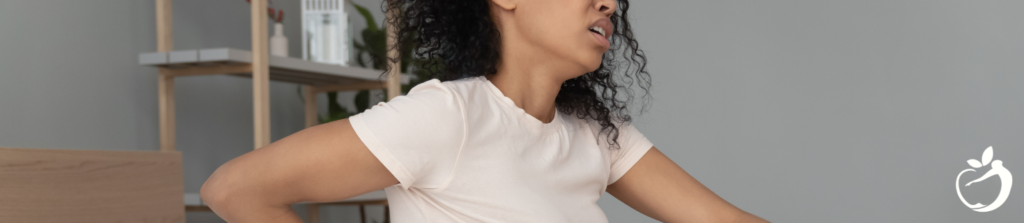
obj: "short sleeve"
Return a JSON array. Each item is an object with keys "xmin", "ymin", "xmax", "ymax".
[
  {"xmin": 602, "ymin": 122, "xmax": 654, "ymax": 185},
  {"xmin": 348, "ymin": 79, "xmax": 466, "ymax": 189}
]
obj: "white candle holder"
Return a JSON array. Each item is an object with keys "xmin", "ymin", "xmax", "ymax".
[{"xmin": 301, "ymin": 0, "xmax": 350, "ymax": 66}]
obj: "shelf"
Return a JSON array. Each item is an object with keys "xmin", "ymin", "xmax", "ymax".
[
  {"xmin": 144, "ymin": 1, "xmax": 403, "ymax": 221},
  {"xmin": 139, "ymin": 48, "xmax": 408, "ymax": 87}
]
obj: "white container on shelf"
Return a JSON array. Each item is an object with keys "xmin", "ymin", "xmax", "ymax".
[
  {"xmin": 271, "ymin": 23, "xmax": 289, "ymax": 57},
  {"xmin": 301, "ymin": 0, "xmax": 350, "ymax": 66}
]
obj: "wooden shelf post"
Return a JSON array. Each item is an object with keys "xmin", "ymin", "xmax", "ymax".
[
  {"xmin": 307, "ymin": 203, "xmax": 321, "ymax": 223},
  {"xmin": 157, "ymin": 0, "xmax": 175, "ymax": 152},
  {"xmin": 303, "ymin": 85, "xmax": 318, "ymax": 128},
  {"xmin": 251, "ymin": 0, "xmax": 271, "ymax": 149}
]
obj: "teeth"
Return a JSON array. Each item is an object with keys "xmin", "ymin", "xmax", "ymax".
[{"xmin": 590, "ymin": 26, "xmax": 606, "ymax": 38}]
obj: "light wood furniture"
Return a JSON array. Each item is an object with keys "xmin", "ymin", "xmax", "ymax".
[
  {"xmin": 146, "ymin": 0, "xmax": 403, "ymax": 222},
  {"xmin": 0, "ymin": 147, "xmax": 184, "ymax": 222},
  {"xmin": 138, "ymin": 48, "xmax": 392, "ymax": 88}
]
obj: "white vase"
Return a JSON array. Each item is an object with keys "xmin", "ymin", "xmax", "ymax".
[{"xmin": 271, "ymin": 23, "xmax": 289, "ymax": 57}]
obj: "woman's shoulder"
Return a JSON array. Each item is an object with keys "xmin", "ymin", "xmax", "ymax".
[
  {"xmin": 410, "ymin": 76, "xmax": 482, "ymax": 93},
  {"xmin": 428, "ymin": 76, "xmax": 489, "ymax": 93},
  {"xmin": 409, "ymin": 76, "xmax": 495, "ymax": 106},
  {"xmin": 359, "ymin": 78, "xmax": 474, "ymax": 122}
]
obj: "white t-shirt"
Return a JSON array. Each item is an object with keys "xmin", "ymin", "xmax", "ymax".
[{"xmin": 348, "ymin": 76, "xmax": 654, "ymax": 222}]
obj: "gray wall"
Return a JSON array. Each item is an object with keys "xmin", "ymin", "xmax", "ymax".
[
  {"xmin": 598, "ymin": 0, "xmax": 1022, "ymax": 222},
  {"xmin": 0, "ymin": 0, "xmax": 1021, "ymax": 222}
]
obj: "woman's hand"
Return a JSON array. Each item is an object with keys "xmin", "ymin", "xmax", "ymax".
[
  {"xmin": 607, "ymin": 147, "xmax": 769, "ymax": 223},
  {"xmin": 200, "ymin": 119, "xmax": 398, "ymax": 222}
]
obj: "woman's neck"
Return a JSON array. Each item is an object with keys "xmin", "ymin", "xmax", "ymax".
[
  {"xmin": 485, "ymin": 65, "xmax": 564, "ymax": 124},
  {"xmin": 485, "ymin": 20, "xmax": 585, "ymax": 124}
]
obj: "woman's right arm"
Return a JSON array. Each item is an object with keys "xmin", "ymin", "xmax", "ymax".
[{"xmin": 200, "ymin": 119, "xmax": 398, "ymax": 223}]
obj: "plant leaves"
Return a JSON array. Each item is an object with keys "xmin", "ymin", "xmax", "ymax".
[
  {"xmin": 351, "ymin": 3, "xmax": 379, "ymax": 33},
  {"xmin": 967, "ymin": 159, "xmax": 983, "ymax": 168},
  {"xmin": 355, "ymin": 90, "xmax": 370, "ymax": 113},
  {"xmin": 982, "ymin": 146, "xmax": 993, "ymax": 166}
]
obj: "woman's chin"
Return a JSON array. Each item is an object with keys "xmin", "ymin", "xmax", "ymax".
[{"xmin": 568, "ymin": 56, "xmax": 603, "ymax": 75}]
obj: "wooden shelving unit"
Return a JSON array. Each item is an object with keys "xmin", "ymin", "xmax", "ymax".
[
  {"xmin": 139, "ymin": 48, "xmax": 399, "ymax": 90},
  {"xmin": 145, "ymin": 0, "xmax": 403, "ymax": 222}
]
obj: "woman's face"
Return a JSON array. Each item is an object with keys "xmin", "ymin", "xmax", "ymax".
[{"xmin": 493, "ymin": 0, "xmax": 617, "ymax": 79}]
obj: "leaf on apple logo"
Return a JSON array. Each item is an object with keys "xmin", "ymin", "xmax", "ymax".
[
  {"xmin": 968, "ymin": 159, "xmax": 983, "ymax": 168},
  {"xmin": 982, "ymin": 146, "xmax": 994, "ymax": 166}
]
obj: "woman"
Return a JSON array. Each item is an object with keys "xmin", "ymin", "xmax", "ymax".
[{"xmin": 201, "ymin": 0, "xmax": 769, "ymax": 222}]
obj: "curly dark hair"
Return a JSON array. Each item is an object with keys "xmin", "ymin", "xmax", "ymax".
[{"xmin": 381, "ymin": 0, "xmax": 651, "ymax": 149}]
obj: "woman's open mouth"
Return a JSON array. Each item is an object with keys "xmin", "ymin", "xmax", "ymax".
[
  {"xmin": 588, "ymin": 18, "xmax": 612, "ymax": 49},
  {"xmin": 588, "ymin": 26, "xmax": 607, "ymax": 38}
]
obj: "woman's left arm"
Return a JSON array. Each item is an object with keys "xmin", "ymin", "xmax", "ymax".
[{"xmin": 606, "ymin": 147, "xmax": 770, "ymax": 223}]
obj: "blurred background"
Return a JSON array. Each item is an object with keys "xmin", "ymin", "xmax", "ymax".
[{"xmin": 0, "ymin": 0, "xmax": 1020, "ymax": 222}]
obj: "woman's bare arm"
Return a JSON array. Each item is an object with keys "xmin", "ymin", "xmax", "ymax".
[
  {"xmin": 200, "ymin": 119, "xmax": 397, "ymax": 223},
  {"xmin": 606, "ymin": 147, "xmax": 769, "ymax": 223}
]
